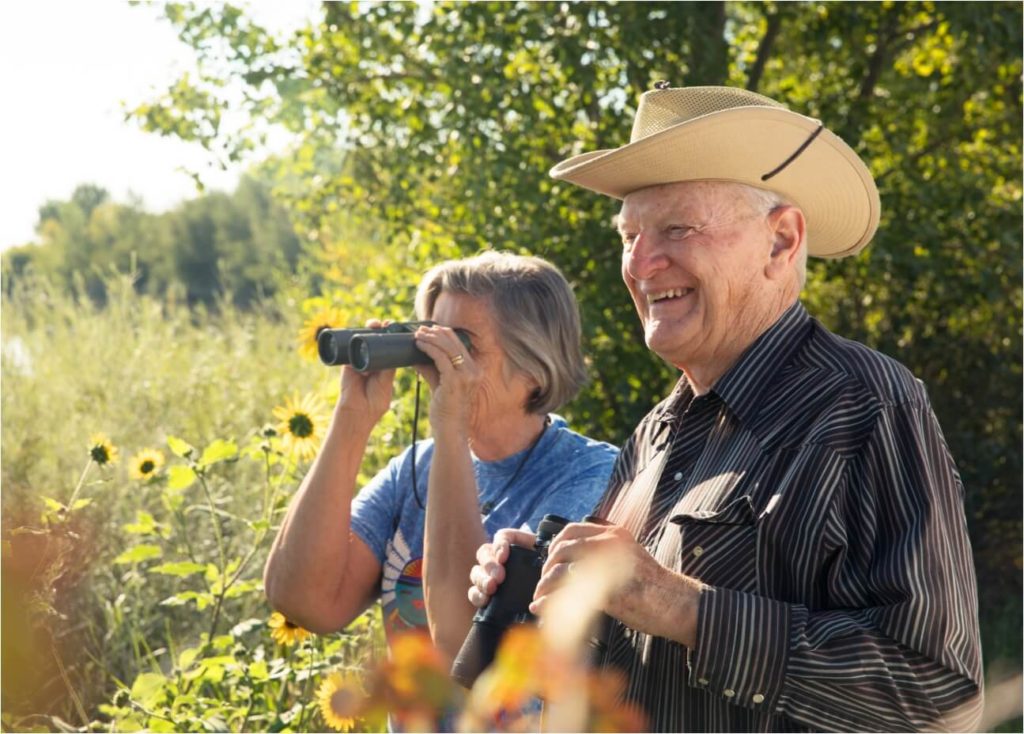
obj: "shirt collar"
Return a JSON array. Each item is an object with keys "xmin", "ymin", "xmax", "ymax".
[{"xmin": 710, "ymin": 301, "xmax": 812, "ymax": 426}]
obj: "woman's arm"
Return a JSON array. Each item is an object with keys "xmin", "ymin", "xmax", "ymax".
[
  {"xmin": 263, "ymin": 362, "xmax": 395, "ymax": 633},
  {"xmin": 422, "ymin": 422, "xmax": 489, "ymax": 662},
  {"xmin": 413, "ymin": 325, "xmax": 490, "ymax": 663}
]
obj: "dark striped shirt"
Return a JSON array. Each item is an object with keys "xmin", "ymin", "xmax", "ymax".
[{"xmin": 594, "ymin": 301, "xmax": 983, "ymax": 732}]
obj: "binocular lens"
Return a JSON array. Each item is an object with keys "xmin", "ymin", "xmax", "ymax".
[
  {"xmin": 317, "ymin": 328, "xmax": 374, "ymax": 366},
  {"xmin": 349, "ymin": 333, "xmax": 433, "ymax": 372},
  {"xmin": 317, "ymin": 322, "xmax": 472, "ymax": 371}
]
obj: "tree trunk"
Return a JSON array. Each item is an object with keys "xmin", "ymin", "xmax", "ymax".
[{"xmin": 685, "ymin": 2, "xmax": 729, "ymax": 86}]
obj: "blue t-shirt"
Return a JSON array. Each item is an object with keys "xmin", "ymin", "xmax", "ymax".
[{"xmin": 350, "ymin": 414, "xmax": 618, "ymax": 643}]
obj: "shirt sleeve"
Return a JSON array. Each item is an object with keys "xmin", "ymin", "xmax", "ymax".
[
  {"xmin": 350, "ymin": 451, "xmax": 406, "ymax": 563},
  {"xmin": 688, "ymin": 398, "xmax": 984, "ymax": 732}
]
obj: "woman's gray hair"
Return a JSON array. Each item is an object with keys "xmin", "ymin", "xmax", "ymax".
[{"xmin": 414, "ymin": 251, "xmax": 587, "ymax": 415}]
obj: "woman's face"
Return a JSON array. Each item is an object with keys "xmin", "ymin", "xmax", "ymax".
[{"xmin": 429, "ymin": 291, "xmax": 537, "ymax": 432}]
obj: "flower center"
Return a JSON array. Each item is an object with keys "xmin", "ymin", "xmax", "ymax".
[
  {"xmin": 330, "ymin": 688, "xmax": 356, "ymax": 717},
  {"xmin": 289, "ymin": 412, "xmax": 314, "ymax": 438},
  {"xmin": 140, "ymin": 460, "xmax": 155, "ymax": 474},
  {"xmin": 91, "ymin": 446, "xmax": 110, "ymax": 464}
]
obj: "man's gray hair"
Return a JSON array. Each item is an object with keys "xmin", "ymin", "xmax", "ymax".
[{"xmin": 414, "ymin": 251, "xmax": 588, "ymax": 414}]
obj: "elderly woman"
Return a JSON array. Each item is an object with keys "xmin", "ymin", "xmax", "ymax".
[{"xmin": 263, "ymin": 251, "xmax": 618, "ymax": 662}]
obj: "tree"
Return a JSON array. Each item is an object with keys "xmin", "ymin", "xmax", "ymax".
[{"xmin": 4, "ymin": 176, "xmax": 303, "ymax": 309}]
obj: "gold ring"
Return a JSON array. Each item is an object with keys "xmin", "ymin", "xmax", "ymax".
[{"xmin": 450, "ymin": 354, "xmax": 465, "ymax": 367}]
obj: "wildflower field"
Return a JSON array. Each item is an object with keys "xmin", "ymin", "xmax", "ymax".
[
  {"xmin": 2, "ymin": 274, "xmax": 378, "ymax": 731},
  {"xmin": 1, "ymin": 274, "xmax": 647, "ymax": 732}
]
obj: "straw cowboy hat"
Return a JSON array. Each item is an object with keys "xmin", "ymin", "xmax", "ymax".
[{"xmin": 549, "ymin": 85, "xmax": 880, "ymax": 258}]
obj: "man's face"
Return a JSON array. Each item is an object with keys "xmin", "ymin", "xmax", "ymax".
[{"xmin": 617, "ymin": 181, "xmax": 778, "ymax": 370}]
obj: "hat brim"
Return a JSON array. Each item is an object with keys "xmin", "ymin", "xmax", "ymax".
[{"xmin": 549, "ymin": 107, "xmax": 880, "ymax": 258}]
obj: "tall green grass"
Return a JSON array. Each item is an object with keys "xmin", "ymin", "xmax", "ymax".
[{"xmin": 1, "ymin": 274, "xmax": 397, "ymax": 730}]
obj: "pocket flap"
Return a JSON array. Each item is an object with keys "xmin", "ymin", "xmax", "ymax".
[{"xmin": 669, "ymin": 494, "xmax": 756, "ymax": 526}]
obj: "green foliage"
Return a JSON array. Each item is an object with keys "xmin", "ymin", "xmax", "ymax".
[{"xmin": 2, "ymin": 175, "xmax": 303, "ymax": 309}]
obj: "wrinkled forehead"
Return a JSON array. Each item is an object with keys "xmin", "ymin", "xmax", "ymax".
[{"xmin": 617, "ymin": 181, "xmax": 755, "ymax": 227}]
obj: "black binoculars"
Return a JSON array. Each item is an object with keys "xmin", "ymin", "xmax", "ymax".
[
  {"xmin": 450, "ymin": 514, "xmax": 616, "ymax": 688},
  {"xmin": 317, "ymin": 321, "xmax": 471, "ymax": 372},
  {"xmin": 451, "ymin": 514, "xmax": 569, "ymax": 688}
]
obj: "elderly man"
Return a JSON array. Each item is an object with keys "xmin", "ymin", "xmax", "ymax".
[{"xmin": 467, "ymin": 86, "xmax": 983, "ymax": 732}]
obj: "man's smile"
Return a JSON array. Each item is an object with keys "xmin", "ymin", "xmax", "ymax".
[{"xmin": 645, "ymin": 287, "xmax": 695, "ymax": 305}]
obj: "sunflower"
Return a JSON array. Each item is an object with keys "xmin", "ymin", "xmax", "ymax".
[
  {"xmin": 317, "ymin": 669, "xmax": 365, "ymax": 732},
  {"xmin": 298, "ymin": 307, "xmax": 348, "ymax": 361},
  {"xmin": 88, "ymin": 434, "xmax": 119, "ymax": 466},
  {"xmin": 272, "ymin": 392, "xmax": 328, "ymax": 461},
  {"xmin": 129, "ymin": 448, "xmax": 165, "ymax": 480},
  {"xmin": 268, "ymin": 611, "xmax": 312, "ymax": 646}
]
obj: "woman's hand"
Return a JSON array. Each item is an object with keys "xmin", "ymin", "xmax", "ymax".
[
  {"xmin": 413, "ymin": 324, "xmax": 480, "ymax": 441},
  {"xmin": 467, "ymin": 528, "xmax": 538, "ymax": 608},
  {"xmin": 335, "ymin": 320, "xmax": 397, "ymax": 429}
]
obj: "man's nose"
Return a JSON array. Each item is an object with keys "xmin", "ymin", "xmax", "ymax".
[{"xmin": 623, "ymin": 231, "xmax": 669, "ymax": 281}]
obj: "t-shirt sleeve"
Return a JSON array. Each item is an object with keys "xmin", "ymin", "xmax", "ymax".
[
  {"xmin": 524, "ymin": 443, "xmax": 618, "ymax": 532},
  {"xmin": 349, "ymin": 452, "xmax": 406, "ymax": 563}
]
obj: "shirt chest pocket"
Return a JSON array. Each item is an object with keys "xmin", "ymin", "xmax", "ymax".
[{"xmin": 669, "ymin": 494, "xmax": 760, "ymax": 593}]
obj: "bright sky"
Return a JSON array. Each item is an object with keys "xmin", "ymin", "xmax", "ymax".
[{"xmin": 0, "ymin": 1, "xmax": 319, "ymax": 250}]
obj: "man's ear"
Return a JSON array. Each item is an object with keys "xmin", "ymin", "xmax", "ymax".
[{"xmin": 765, "ymin": 206, "xmax": 806, "ymax": 279}]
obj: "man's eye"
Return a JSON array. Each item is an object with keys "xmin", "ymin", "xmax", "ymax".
[
  {"xmin": 667, "ymin": 225, "xmax": 695, "ymax": 240},
  {"xmin": 621, "ymin": 232, "xmax": 638, "ymax": 248}
]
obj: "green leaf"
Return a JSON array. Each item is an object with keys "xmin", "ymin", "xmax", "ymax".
[
  {"xmin": 167, "ymin": 465, "xmax": 197, "ymax": 490},
  {"xmin": 178, "ymin": 647, "xmax": 200, "ymax": 670},
  {"xmin": 124, "ymin": 510, "xmax": 158, "ymax": 535},
  {"xmin": 167, "ymin": 435, "xmax": 195, "ymax": 459},
  {"xmin": 248, "ymin": 518, "xmax": 270, "ymax": 533},
  {"xmin": 248, "ymin": 659, "xmax": 269, "ymax": 682},
  {"xmin": 160, "ymin": 590, "xmax": 215, "ymax": 610},
  {"xmin": 41, "ymin": 496, "xmax": 64, "ymax": 512},
  {"xmin": 113, "ymin": 544, "xmax": 162, "ymax": 565},
  {"xmin": 198, "ymin": 439, "xmax": 238, "ymax": 468},
  {"xmin": 147, "ymin": 718, "xmax": 177, "ymax": 733},
  {"xmin": 70, "ymin": 497, "xmax": 93, "ymax": 511},
  {"xmin": 149, "ymin": 561, "xmax": 206, "ymax": 577},
  {"xmin": 230, "ymin": 617, "xmax": 264, "ymax": 637},
  {"xmin": 130, "ymin": 672, "xmax": 168, "ymax": 708}
]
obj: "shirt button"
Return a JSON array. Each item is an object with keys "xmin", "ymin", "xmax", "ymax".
[
  {"xmin": 723, "ymin": 688, "xmax": 736, "ymax": 698},
  {"xmin": 673, "ymin": 471, "xmax": 683, "ymax": 481},
  {"xmin": 692, "ymin": 546, "xmax": 704, "ymax": 557},
  {"xmin": 752, "ymin": 693, "xmax": 765, "ymax": 704},
  {"xmin": 697, "ymin": 678, "xmax": 709, "ymax": 686}
]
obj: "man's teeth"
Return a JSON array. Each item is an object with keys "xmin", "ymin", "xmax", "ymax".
[{"xmin": 648, "ymin": 288, "xmax": 692, "ymax": 304}]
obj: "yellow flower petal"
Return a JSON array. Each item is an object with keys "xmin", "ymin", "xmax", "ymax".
[{"xmin": 268, "ymin": 611, "xmax": 312, "ymax": 646}]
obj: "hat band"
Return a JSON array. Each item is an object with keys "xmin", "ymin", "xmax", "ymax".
[{"xmin": 761, "ymin": 123, "xmax": 825, "ymax": 182}]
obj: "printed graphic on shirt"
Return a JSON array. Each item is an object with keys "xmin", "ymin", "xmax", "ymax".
[{"xmin": 380, "ymin": 528, "xmax": 426, "ymax": 640}]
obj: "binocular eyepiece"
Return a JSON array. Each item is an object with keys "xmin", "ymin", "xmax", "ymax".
[{"xmin": 317, "ymin": 321, "xmax": 471, "ymax": 372}]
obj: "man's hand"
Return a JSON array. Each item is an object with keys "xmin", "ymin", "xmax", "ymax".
[{"xmin": 536, "ymin": 521, "xmax": 704, "ymax": 648}]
